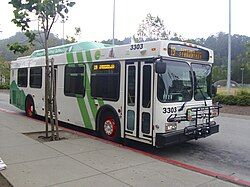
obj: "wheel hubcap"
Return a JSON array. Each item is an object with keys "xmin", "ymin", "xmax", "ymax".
[
  {"xmin": 104, "ymin": 118, "xmax": 116, "ymax": 136},
  {"xmin": 27, "ymin": 101, "xmax": 33, "ymax": 117}
]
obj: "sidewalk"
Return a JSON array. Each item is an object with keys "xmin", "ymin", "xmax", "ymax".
[{"xmin": 0, "ymin": 110, "xmax": 237, "ymax": 187}]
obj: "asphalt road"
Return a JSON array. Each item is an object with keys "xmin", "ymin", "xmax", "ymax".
[{"xmin": 0, "ymin": 90, "xmax": 249, "ymax": 182}]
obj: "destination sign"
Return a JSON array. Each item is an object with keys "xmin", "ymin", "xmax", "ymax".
[
  {"xmin": 93, "ymin": 64, "xmax": 116, "ymax": 71},
  {"xmin": 168, "ymin": 44, "xmax": 209, "ymax": 61}
]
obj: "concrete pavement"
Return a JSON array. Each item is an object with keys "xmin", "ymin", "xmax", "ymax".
[{"xmin": 0, "ymin": 110, "xmax": 238, "ymax": 187}]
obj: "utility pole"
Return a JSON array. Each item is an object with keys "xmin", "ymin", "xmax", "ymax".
[
  {"xmin": 227, "ymin": 0, "xmax": 232, "ymax": 94},
  {"xmin": 61, "ymin": 19, "xmax": 65, "ymax": 45},
  {"xmin": 112, "ymin": 0, "xmax": 116, "ymax": 45}
]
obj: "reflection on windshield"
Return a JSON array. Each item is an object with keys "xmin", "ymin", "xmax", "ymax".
[
  {"xmin": 192, "ymin": 64, "xmax": 212, "ymax": 100},
  {"xmin": 157, "ymin": 61, "xmax": 192, "ymax": 102}
]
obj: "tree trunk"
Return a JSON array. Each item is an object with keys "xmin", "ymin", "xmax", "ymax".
[
  {"xmin": 49, "ymin": 65, "xmax": 55, "ymax": 140},
  {"xmin": 44, "ymin": 36, "xmax": 49, "ymax": 138},
  {"xmin": 51, "ymin": 60, "xmax": 59, "ymax": 140}
]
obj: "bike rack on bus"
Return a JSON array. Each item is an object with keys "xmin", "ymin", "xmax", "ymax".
[{"xmin": 167, "ymin": 104, "xmax": 222, "ymax": 138}]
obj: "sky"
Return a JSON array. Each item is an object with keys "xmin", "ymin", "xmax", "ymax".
[{"xmin": 0, "ymin": 0, "xmax": 250, "ymax": 42}]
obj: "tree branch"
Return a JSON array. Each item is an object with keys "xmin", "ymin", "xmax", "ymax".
[{"xmin": 47, "ymin": 15, "xmax": 57, "ymax": 39}]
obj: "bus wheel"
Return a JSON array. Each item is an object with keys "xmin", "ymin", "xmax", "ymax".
[
  {"xmin": 100, "ymin": 111, "xmax": 120, "ymax": 142},
  {"xmin": 26, "ymin": 97, "xmax": 34, "ymax": 118}
]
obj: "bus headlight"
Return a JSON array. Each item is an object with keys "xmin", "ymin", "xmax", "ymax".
[
  {"xmin": 211, "ymin": 108, "xmax": 218, "ymax": 117},
  {"xmin": 165, "ymin": 122, "xmax": 177, "ymax": 132}
]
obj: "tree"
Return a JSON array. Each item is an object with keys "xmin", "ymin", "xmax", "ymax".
[
  {"xmin": 247, "ymin": 42, "xmax": 250, "ymax": 61},
  {"xmin": 0, "ymin": 56, "xmax": 10, "ymax": 85},
  {"xmin": 9, "ymin": 0, "xmax": 75, "ymax": 140},
  {"xmin": 66, "ymin": 26, "xmax": 81, "ymax": 43},
  {"xmin": 0, "ymin": 32, "xmax": 63, "ymax": 61},
  {"xmin": 136, "ymin": 13, "xmax": 170, "ymax": 42},
  {"xmin": 212, "ymin": 66, "xmax": 227, "ymax": 82}
]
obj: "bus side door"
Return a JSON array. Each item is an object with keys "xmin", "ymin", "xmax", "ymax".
[{"xmin": 125, "ymin": 61, "xmax": 154, "ymax": 143}]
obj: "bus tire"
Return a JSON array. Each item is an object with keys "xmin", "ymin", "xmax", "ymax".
[
  {"xmin": 25, "ymin": 96, "xmax": 35, "ymax": 118},
  {"xmin": 99, "ymin": 110, "xmax": 120, "ymax": 142}
]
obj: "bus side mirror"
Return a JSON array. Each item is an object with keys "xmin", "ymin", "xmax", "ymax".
[
  {"xmin": 155, "ymin": 60, "xmax": 166, "ymax": 74},
  {"xmin": 211, "ymin": 84, "xmax": 217, "ymax": 97}
]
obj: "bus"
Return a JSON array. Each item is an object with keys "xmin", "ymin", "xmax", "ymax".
[{"xmin": 10, "ymin": 40, "xmax": 221, "ymax": 147}]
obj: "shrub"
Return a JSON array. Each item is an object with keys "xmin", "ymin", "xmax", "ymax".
[
  {"xmin": 213, "ymin": 93, "xmax": 250, "ymax": 106},
  {"xmin": 236, "ymin": 89, "xmax": 250, "ymax": 97},
  {"xmin": 0, "ymin": 84, "xmax": 10, "ymax": 89}
]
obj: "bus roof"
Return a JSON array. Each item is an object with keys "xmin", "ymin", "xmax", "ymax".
[
  {"xmin": 29, "ymin": 41, "xmax": 111, "ymax": 58},
  {"xmin": 12, "ymin": 40, "xmax": 214, "ymax": 68}
]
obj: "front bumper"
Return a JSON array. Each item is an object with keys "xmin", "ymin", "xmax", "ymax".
[{"xmin": 155, "ymin": 123, "xmax": 219, "ymax": 147}]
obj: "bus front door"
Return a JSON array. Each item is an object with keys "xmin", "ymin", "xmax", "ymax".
[{"xmin": 125, "ymin": 61, "xmax": 153, "ymax": 143}]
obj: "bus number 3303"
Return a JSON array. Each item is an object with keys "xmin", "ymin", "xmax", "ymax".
[
  {"xmin": 163, "ymin": 107, "xmax": 177, "ymax": 114},
  {"xmin": 130, "ymin": 44, "xmax": 143, "ymax": 50}
]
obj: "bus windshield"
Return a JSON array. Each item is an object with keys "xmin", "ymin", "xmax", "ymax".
[
  {"xmin": 192, "ymin": 63, "xmax": 212, "ymax": 100},
  {"xmin": 157, "ymin": 60, "xmax": 192, "ymax": 103}
]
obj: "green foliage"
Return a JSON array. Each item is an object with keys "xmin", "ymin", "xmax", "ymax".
[
  {"xmin": 0, "ymin": 84, "xmax": 10, "ymax": 89},
  {"xmin": 202, "ymin": 33, "xmax": 250, "ymax": 84},
  {"xmin": 247, "ymin": 42, "xmax": 250, "ymax": 60},
  {"xmin": 0, "ymin": 32, "xmax": 65, "ymax": 61},
  {"xmin": 137, "ymin": 13, "xmax": 170, "ymax": 42},
  {"xmin": 8, "ymin": 0, "xmax": 75, "ymax": 54},
  {"xmin": 212, "ymin": 66, "xmax": 227, "ymax": 82},
  {"xmin": 214, "ymin": 91, "xmax": 250, "ymax": 106},
  {"xmin": 101, "ymin": 37, "xmax": 132, "ymax": 45},
  {"xmin": 66, "ymin": 27, "xmax": 82, "ymax": 43},
  {"xmin": 0, "ymin": 57, "xmax": 10, "ymax": 85},
  {"xmin": 7, "ymin": 42, "xmax": 29, "ymax": 54}
]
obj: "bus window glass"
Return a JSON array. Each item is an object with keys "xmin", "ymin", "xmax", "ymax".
[
  {"xmin": 17, "ymin": 68, "xmax": 28, "ymax": 87},
  {"xmin": 127, "ymin": 110, "xmax": 135, "ymax": 131},
  {"xmin": 91, "ymin": 62, "xmax": 120, "ymax": 101},
  {"xmin": 30, "ymin": 67, "xmax": 42, "ymax": 88},
  {"xmin": 142, "ymin": 65, "xmax": 151, "ymax": 108},
  {"xmin": 64, "ymin": 64, "xmax": 85, "ymax": 97},
  {"xmin": 192, "ymin": 64, "xmax": 212, "ymax": 100},
  {"xmin": 127, "ymin": 66, "xmax": 136, "ymax": 106},
  {"xmin": 142, "ymin": 112, "xmax": 150, "ymax": 134},
  {"xmin": 157, "ymin": 61, "xmax": 192, "ymax": 103}
]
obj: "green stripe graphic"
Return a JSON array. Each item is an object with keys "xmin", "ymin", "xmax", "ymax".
[
  {"xmin": 66, "ymin": 53, "xmax": 74, "ymax": 63},
  {"xmin": 65, "ymin": 50, "xmax": 105, "ymax": 130},
  {"xmin": 76, "ymin": 52, "xmax": 84, "ymax": 62},
  {"xmin": 97, "ymin": 98, "xmax": 104, "ymax": 106},
  {"xmin": 66, "ymin": 52, "xmax": 93, "ymax": 129},
  {"xmin": 85, "ymin": 52, "xmax": 98, "ymax": 118},
  {"xmin": 85, "ymin": 50, "xmax": 92, "ymax": 62},
  {"xmin": 85, "ymin": 51, "xmax": 104, "ymax": 107},
  {"xmin": 76, "ymin": 96, "xmax": 92, "ymax": 129},
  {"xmin": 85, "ymin": 72, "xmax": 97, "ymax": 117}
]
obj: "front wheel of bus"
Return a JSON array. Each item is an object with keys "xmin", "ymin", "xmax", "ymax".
[
  {"xmin": 25, "ymin": 97, "xmax": 34, "ymax": 118},
  {"xmin": 100, "ymin": 111, "xmax": 120, "ymax": 142}
]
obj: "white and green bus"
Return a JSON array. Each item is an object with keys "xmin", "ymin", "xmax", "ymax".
[{"xmin": 10, "ymin": 40, "xmax": 220, "ymax": 147}]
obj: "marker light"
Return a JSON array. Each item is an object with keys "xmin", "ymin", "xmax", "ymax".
[
  {"xmin": 140, "ymin": 49, "xmax": 147, "ymax": 55},
  {"xmin": 211, "ymin": 108, "xmax": 218, "ymax": 117},
  {"xmin": 186, "ymin": 109, "xmax": 193, "ymax": 121}
]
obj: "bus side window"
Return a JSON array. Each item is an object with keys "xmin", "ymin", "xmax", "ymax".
[
  {"xmin": 127, "ymin": 66, "xmax": 135, "ymax": 106},
  {"xmin": 30, "ymin": 67, "xmax": 42, "ymax": 88},
  {"xmin": 64, "ymin": 64, "xmax": 85, "ymax": 97},
  {"xmin": 91, "ymin": 61, "xmax": 120, "ymax": 101},
  {"xmin": 142, "ymin": 65, "xmax": 151, "ymax": 108},
  {"xmin": 17, "ymin": 68, "xmax": 28, "ymax": 87}
]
